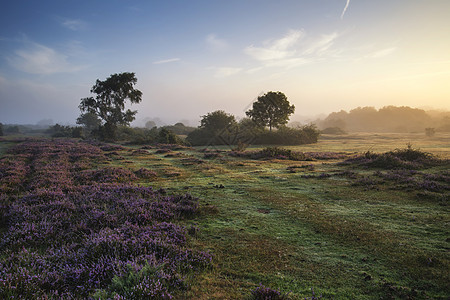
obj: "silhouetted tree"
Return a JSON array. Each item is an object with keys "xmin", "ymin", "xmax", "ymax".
[
  {"xmin": 186, "ymin": 110, "xmax": 237, "ymax": 145},
  {"xmin": 200, "ymin": 110, "xmax": 237, "ymax": 133},
  {"xmin": 0, "ymin": 123, "xmax": 3, "ymax": 136},
  {"xmin": 79, "ymin": 72, "xmax": 142, "ymax": 141},
  {"xmin": 246, "ymin": 91, "xmax": 295, "ymax": 131}
]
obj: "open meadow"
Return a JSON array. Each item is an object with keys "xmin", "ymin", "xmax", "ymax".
[{"xmin": 0, "ymin": 133, "xmax": 449, "ymax": 299}]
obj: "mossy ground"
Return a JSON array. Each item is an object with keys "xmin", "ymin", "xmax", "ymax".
[{"xmin": 1, "ymin": 133, "xmax": 449, "ymax": 299}]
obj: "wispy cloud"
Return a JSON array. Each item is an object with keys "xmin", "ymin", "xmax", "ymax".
[
  {"xmin": 8, "ymin": 41, "xmax": 86, "ymax": 74},
  {"xmin": 61, "ymin": 18, "xmax": 87, "ymax": 31},
  {"xmin": 365, "ymin": 47, "xmax": 397, "ymax": 58},
  {"xmin": 244, "ymin": 30, "xmax": 303, "ymax": 61},
  {"xmin": 341, "ymin": 0, "xmax": 350, "ymax": 19},
  {"xmin": 243, "ymin": 29, "xmax": 340, "ymax": 73},
  {"xmin": 302, "ymin": 32, "xmax": 339, "ymax": 56},
  {"xmin": 211, "ymin": 29, "xmax": 342, "ymax": 78},
  {"xmin": 206, "ymin": 34, "xmax": 229, "ymax": 51},
  {"xmin": 153, "ymin": 58, "xmax": 180, "ymax": 64}
]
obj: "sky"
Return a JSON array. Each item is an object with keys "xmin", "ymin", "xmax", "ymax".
[{"xmin": 1, "ymin": 0, "xmax": 450, "ymax": 126}]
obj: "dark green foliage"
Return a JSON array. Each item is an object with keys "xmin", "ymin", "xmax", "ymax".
[
  {"xmin": 46, "ymin": 124, "xmax": 84, "ymax": 138},
  {"xmin": 254, "ymin": 125, "xmax": 320, "ymax": 145},
  {"xmin": 0, "ymin": 122, "xmax": 3, "ymax": 136},
  {"xmin": 4, "ymin": 125, "xmax": 20, "ymax": 134},
  {"xmin": 257, "ymin": 147, "xmax": 306, "ymax": 160},
  {"xmin": 76, "ymin": 112, "xmax": 101, "ymax": 137},
  {"xmin": 187, "ymin": 111, "xmax": 237, "ymax": 146},
  {"xmin": 246, "ymin": 91, "xmax": 295, "ymax": 131},
  {"xmin": 162, "ymin": 123, "xmax": 196, "ymax": 135},
  {"xmin": 157, "ymin": 128, "xmax": 184, "ymax": 145},
  {"xmin": 200, "ymin": 110, "xmax": 237, "ymax": 133},
  {"xmin": 118, "ymin": 126, "xmax": 157, "ymax": 145},
  {"xmin": 321, "ymin": 127, "xmax": 347, "ymax": 135},
  {"xmin": 79, "ymin": 72, "xmax": 142, "ymax": 141},
  {"xmin": 187, "ymin": 111, "xmax": 319, "ymax": 146}
]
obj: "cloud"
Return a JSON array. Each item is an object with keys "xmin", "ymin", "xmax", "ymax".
[
  {"xmin": 153, "ymin": 58, "xmax": 181, "ymax": 64},
  {"xmin": 302, "ymin": 32, "xmax": 339, "ymax": 56},
  {"xmin": 341, "ymin": 0, "xmax": 350, "ymax": 19},
  {"xmin": 243, "ymin": 29, "xmax": 340, "ymax": 73},
  {"xmin": 208, "ymin": 29, "xmax": 341, "ymax": 78},
  {"xmin": 61, "ymin": 18, "xmax": 87, "ymax": 31},
  {"xmin": 206, "ymin": 34, "xmax": 229, "ymax": 50},
  {"xmin": 244, "ymin": 30, "xmax": 303, "ymax": 61},
  {"xmin": 366, "ymin": 47, "xmax": 397, "ymax": 58},
  {"xmin": 8, "ymin": 41, "xmax": 85, "ymax": 74}
]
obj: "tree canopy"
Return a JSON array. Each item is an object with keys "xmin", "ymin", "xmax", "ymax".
[
  {"xmin": 79, "ymin": 72, "xmax": 142, "ymax": 141},
  {"xmin": 246, "ymin": 91, "xmax": 295, "ymax": 131},
  {"xmin": 200, "ymin": 110, "xmax": 237, "ymax": 133}
]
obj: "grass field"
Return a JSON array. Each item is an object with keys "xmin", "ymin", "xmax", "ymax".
[{"xmin": 0, "ymin": 133, "xmax": 448, "ymax": 299}]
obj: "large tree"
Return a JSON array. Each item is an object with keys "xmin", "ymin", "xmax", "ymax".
[
  {"xmin": 246, "ymin": 91, "xmax": 295, "ymax": 131},
  {"xmin": 79, "ymin": 72, "xmax": 142, "ymax": 141}
]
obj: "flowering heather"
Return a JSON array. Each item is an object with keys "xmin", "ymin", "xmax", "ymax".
[
  {"xmin": 134, "ymin": 168, "xmax": 158, "ymax": 179},
  {"xmin": 341, "ymin": 146, "xmax": 446, "ymax": 170},
  {"xmin": 0, "ymin": 140, "xmax": 211, "ymax": 298},
  {"xmin": 230, "ymin": 148, "xmax": 349, "ymax": 161},
  {"xmin": 251, "ymin": 284, "xmax": 289, "ymax": 299},
  {"xmin": 372, "ymin": 169, "xmax": 449, "ymax": 193}
]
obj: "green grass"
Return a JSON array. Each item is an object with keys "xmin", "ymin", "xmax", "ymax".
[
  {"xmin": 117, "ymin": 139, "xmax": 448, "ymax": 299},
  {"xmin": 2, "ymin": 134, "xmax": 449, "ymax": 299}
]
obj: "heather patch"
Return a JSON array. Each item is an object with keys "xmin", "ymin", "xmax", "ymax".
[
  {"xmin": 341, "ymin": 145, "xmax": 444, "ymax": 169},
  {"xmin": 0, "ymin": 140, "xmax": 211, "ymax": 299}
]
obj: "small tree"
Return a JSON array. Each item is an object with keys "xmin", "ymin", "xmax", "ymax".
[
  {"xmin": 186, "ymin": 110, "xmax": 237, "ymax": 146},
  {"xmin": 200, "ymin": 110, "xmax": 237, "ymax": 133},
  {"xmin": 246, "ymin": 91, "xmax": 295, "ymax": 131},
  {"xmin": 0, "ymin": 122, "xmax": 3, "ymax": 136},
  {"xmin": 79, "ymin": 72, "xmax": 142, "ymax": 141}
]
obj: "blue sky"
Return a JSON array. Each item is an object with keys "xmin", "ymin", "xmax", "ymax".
[{"xmin": 1, "ymin": 0, "xmax": 449, "ymax": 125}]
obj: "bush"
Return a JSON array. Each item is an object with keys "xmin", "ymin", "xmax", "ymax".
[
  {"xmin": 321, "ymin": 127, "xmax": 347, "ymax": 135},
  {"xmin": 157, "ymin": 128, "xmax": 184, "ymax": 145},
  {"xmin": 117, "ymin": 126, "xmax": 156, "ymax": 144},
  {"xmin": 342, "ymin": 145, "xmax": 441, "ymax": 169},
  {"xmin": 250, "ymin": 284, "xmax": 289, "ymax": 300},
  {"xmin": 187, "ymin": 124, "xmax": 320, "ymax": 146}
]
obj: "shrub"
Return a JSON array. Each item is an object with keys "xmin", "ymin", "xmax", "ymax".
[
  {"xmin": 250, "ymin": 284, "xmax": 289, "ymax": 300},
  {"xmin": 342, "ymin": 145, "xmax": 442, "ymax": 169},
  {"xmin": 321, "ymin": 127, "xmax": 347, "ymax": 135}
]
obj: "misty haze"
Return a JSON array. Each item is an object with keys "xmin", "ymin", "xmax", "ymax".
[{"xmin": 1, "ymin": 1, "xmax": 449, "ymax": 299}]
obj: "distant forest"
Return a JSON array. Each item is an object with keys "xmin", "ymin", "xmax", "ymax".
[{"xmin": 315, "ymin": 106, "xmax": 450, "ymax": 133}]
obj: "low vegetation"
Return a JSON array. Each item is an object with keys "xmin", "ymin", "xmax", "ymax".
[
  {"xmin": 0, "ymin": 134, "xmax": 448, "ymax": 299},
  {"xmin": 0, "ymin": 140, "xmax": 211, "ymax": 298}
]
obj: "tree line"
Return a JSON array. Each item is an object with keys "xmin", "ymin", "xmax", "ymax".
[
  {"xmin": 74, "ymin": 72, "xmax": 319, "ymax": 146},
  {"xmin": 317, "ymin": 106, "xmax": 450, "ymax": 133}
]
